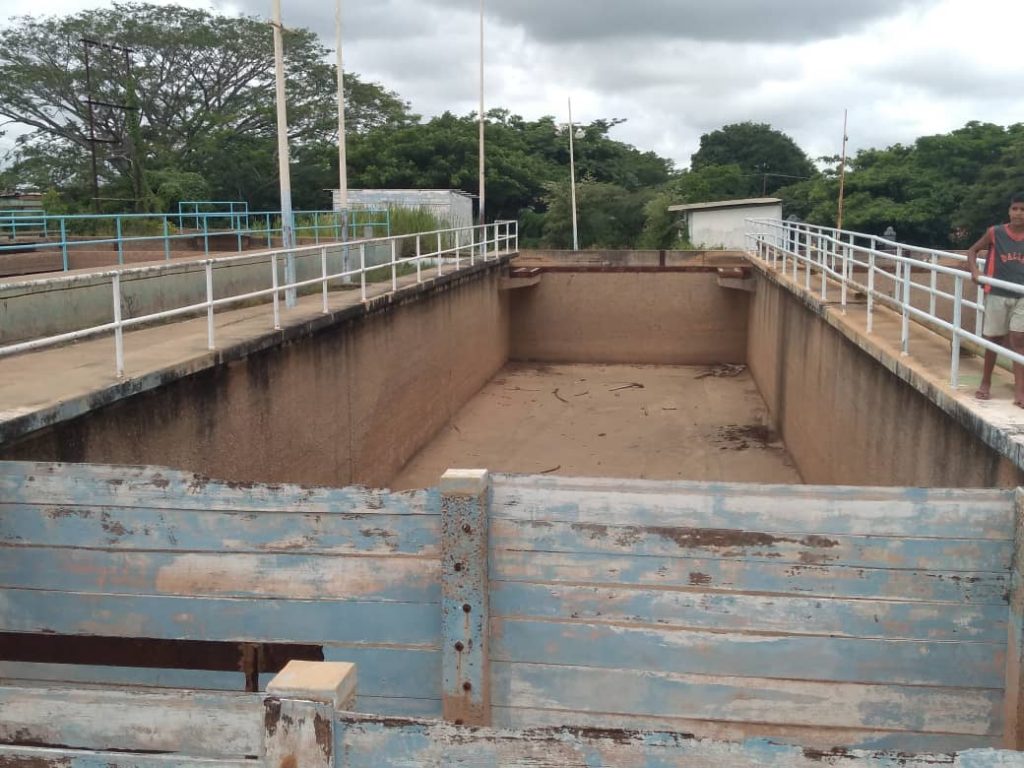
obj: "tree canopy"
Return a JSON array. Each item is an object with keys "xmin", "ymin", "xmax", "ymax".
[{"xmin": 2, "ymin": 4, "xmax": 1022, "ymax": 250}]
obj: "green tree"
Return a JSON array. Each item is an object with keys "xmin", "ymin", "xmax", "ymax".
[
  {"xmin": 691, "ymin": 122, "xmax": 816, "ymax": 197},
  {"xmin": 0, "ymin": 3, "xmax": 414, "ymax": 211}
]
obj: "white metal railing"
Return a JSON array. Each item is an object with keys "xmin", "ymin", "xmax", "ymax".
[
  {"xmin": 746, "ymin": 217, "xmax": 1024, "ymax": 389},
  {"xmin": 0, "ymin": 222, "xmax": 518, "ymax": 377}
]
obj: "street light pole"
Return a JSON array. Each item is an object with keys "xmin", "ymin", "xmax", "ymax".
[
  {"xmin": 568, "ymin": 97, "xmax": 579, "ymax": 252},
  {"xmin": 336, "ymin": 0, "xmax": 351, "ymax": 281},
  {"xmin": 271, "ymin": 0, "xmax": 296, "ymax": 306},
  {"xmin": 478, "ymin": 0, "xmax": 486, "ymax": 229}
]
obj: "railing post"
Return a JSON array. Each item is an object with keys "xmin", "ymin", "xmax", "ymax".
[
  {"xmin": 840, "ymin": 235, "xmax": 849, "ymax": 313},
  {"xmin": 455, "ymin": 229, "xmax": 462, "ymax": 271},
  {"xmin": 271, "ymin": 253, "xmax": 281, "ymax": 330},
  {"xmin": 440, "ymin": 469, "xmax": 492, "ymax": 726},
  {"xmin": 930, "ymin": 254, "xmax": 938, "ymax": 318},
  {"xmin": 202, "ymin": 214, "xmax": 209, "ymax": 256},
  {"xmin": 951, "ymin": 276, "xmax": 963, "ymax": 388},
  {"xmin": 205, "ymin": 261, "xmax": 215, "ymax": 350},
  {"xmin": 901, "ymin": 251, "xmax": 911, "ymax": 356},
  {"xmin": 162, "ymin": 218, "xmax": 171, "ymax": 261},
  {"xmin": 116, "ymin": 217, "xmax": 124, "ymax": 265},
  {"xmin": 805, "ymin": 234, "xmax": 812, "ymax": 291},
  {"xmin": 820, "ymin": 234, "xmax": 827, "ymax": 301},
  {"xmin": 976, "ymin": 283, "xmax": 985, "ymax": 337},
  {"xmin": 112, "ymin": 272, "xmax": 125, "ymax": 377},
  {"xmin": 867, "ymin": 249, "xmax": 875, "ymax": 335},
  {"xmin": 264, "ymin": 660, "xmax": 357, "ymax": 768},
  {"xmin": 416, "ymin": 235, "xmax": 422, "ymax": 283},
  {"xmin": 437, "ymin": 232, "xmax": 444, "ymax": 277},
  {"xmin": 469, "ymin": 228, "xmax": 475, "ymax": 267},
  {"xmin": 321, "ymin": 246, "xmax": 329, "ymax": 314},
  {"xmin": 60, "ymin": 218, "xmax": 69, "ymax": 272},
  {"xmin": 391, "ymin": 239, "xmax": 398, "ymax": 292},
  {"xmin": 360, "ymin": 243, "xmax": 367, "ymax": 302}
]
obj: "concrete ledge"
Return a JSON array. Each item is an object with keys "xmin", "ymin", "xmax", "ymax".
[{"xmin": 0, "ymin": 256, "xmax": 512, "ymax": 447}]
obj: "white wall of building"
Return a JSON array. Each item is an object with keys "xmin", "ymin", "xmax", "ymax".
[{"xmin": 688, "ymin": 202, "xmax": 782, "ymax": 249}]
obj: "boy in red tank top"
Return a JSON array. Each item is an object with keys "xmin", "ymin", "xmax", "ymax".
[{"xmin": 968, "ymin": 193, "xmax": 1024, "ymax": 405}]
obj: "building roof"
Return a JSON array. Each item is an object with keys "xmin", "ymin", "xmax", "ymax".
[{"xmin": 667, "ymin": 197, "xmax": 782, "ymax": 213}]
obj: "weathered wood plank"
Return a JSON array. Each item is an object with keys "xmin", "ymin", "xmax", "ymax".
[
  {"xmin": 492, "ymin": 663, "xmax": 1003, "ymax": 735},
  {"xmin": 351, "ymin": 695, "xmax": 441, "ymax": 718},
  {"xmin": 0, "ymin": 461, "xmax": 438, "ymax": 514},
  {"xmin": 0, "ymin": 746, "xmax": 254, "ymax": 767},
  {"xmin": 491, "ymin": 707, "xmax": 1000, "ymax": 753},
  {"xmin": 492, "ymin": 550, "xmax": 1010, "ymax": 603},
  {"xmin": 491, "ymin": 619, "xmax": 1005, "ymax": 688},
  {"xmin": 0, "ymin": 589, "xmax": 440, "ymax": 646},
  {"xmin": 491, "ymin": 476, "xmax": 1014, "ymax": 539},
  {"xmin": 334, "ymin": 714, "xmax": 1024, "ymax": 767},
  {"xmin": 0, "ymin": 546, "xmax": 439, "ymax": 602},
  {"xmin": 0, "ymin": 661, "xmax": 246, "ymax": 691},
  {"xmin": 0, "ymin": 502, "xmax": 440, "ymax": 554},
  {"xmin": 489, "ymin": 581, "xmax": 1007, "ymax": 642},
  {"xmin": 492, "ymin": 518, "xmax": 1012, "ymax": 571},
  {"xmin": 0, "ymin": 684, "xmax": 262, "ymax": 758},
  {"xmin": 2, "ymin": 646, "xmax": 439, "ymax": 701}
]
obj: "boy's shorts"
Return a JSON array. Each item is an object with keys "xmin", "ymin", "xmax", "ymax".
[{"xmin": 983, "ymin": 294, "xmax": 1024, "ymax": 336}]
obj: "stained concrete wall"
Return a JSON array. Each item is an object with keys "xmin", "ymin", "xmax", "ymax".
[
  {"xmin": 747, "ymin": 268, "xmax": 1024, "ymax": 488},
  {"xmin": 510, "ymin": 271, "xmax": 748, "ymax": 364},
  {"xmin": 0, "ymin": 267, "xmax": 509, "ymax": 488}
]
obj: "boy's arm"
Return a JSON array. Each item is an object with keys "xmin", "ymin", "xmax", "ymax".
[{"xmin": 967, "ymin": 229, "xmax": 993, "ymax": 282}]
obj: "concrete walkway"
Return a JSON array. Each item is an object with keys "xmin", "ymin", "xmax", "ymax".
[{"xmin": 0, "ymin": 262, "xmax": 456, "ymax": 444}]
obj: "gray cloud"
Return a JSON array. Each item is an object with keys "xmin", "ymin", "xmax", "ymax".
[{"xmin": 426, "ymin": 0, "xmax": 941, "ymax": 44}]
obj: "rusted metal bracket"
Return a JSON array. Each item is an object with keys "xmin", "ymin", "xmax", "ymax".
[{"xmin": 440, "ymin": 468, "xmax": 491, "ymax": 726}]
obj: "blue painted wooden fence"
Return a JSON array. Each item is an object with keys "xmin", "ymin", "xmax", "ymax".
[{"xmin": 0, "ymin": 461, "xmax": 1019, "ymax": 755}]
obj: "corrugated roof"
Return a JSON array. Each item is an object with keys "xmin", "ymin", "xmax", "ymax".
[{"xmin": 667, "ymin": 197, "xmax": 782, "ymax": 213}]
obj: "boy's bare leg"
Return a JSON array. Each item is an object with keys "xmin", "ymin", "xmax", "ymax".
[{"xmin": 976, "ymin": 341, "xmax": 1002, "ymax": 399}]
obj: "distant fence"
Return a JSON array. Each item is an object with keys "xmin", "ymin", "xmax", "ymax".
[
  {"xmin": 0, "ymin": 461, "xmax": 1016, "ymax": 752},
  {"xmin": 0, "ymin": 207, "xmax": 391, "ymax": 271}
]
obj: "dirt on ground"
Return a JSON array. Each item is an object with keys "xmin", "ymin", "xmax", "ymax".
[{"xmin": 389, "ymin": 362, "xmax": 801, "ymax": 490}]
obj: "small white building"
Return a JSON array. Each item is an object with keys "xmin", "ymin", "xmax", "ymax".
[
  {"xmin": 668, "ymin": 197, "xmax": 782, "ymax": 250},
  {"xmin": 332, "ymin": 189, "xmax": 475, "ymax": 229}
]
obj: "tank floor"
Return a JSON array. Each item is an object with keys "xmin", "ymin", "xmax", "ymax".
[{"xmin": 390, "ymin": 362, "xmax": 802, "ymax": 490}]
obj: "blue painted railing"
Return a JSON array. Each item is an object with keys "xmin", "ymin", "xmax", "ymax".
[
  {"xmin": 0, "ymin": 208, "xmax": 391, "ymax": 271},
  {"xmin": 0, "ymin": 209, "xmax": 48, "ymax": 238}
]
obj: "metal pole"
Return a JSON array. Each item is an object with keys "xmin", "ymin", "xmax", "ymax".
[
  {"xmin": 336, "ymin": 0, "xmax": 351, "ymax": 285},
  {"xmin": 271, "ymin": 253, "xmax": 281, "ymax": 330},
  {"xmin": 478, "ymin": 0, "xmax": 486, "ymax": 229},
  {"xmin": 321, "ymin": 246, "xmax": 329, "ymax": 314},
  {"xmin": 205, "ymin": 261, "xmax": 215, "ymax": 350},
  {"xmin": 836, "ymin": 108, "xmax": 848, "ymax": 230},
  {"xmin": 272, "ymin": 0, "xmax": 296, "ymax": 307},
  {"xmin": 951, "ymin": 277, "xmax": 963, "ymax": 388},
  {"xmin": 112, "ymin": 273, "xmax": 125, "ymax": 377},
  {"xmin": 568, "ymin": 97, "xmax": 579, "ymax": 252},
  {"xmin": 83, "ymin": 41, "xmax": 101, "ymax": 213}
]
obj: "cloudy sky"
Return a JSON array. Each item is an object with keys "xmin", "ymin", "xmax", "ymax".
[{"xmin": 0, "ymin": 0, "xmax": 1018, "ymax": 169}]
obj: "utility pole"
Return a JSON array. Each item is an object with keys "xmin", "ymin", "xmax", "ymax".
[
  {"xmin": 81, "ymin": 38, "xmax": 136, "ymax": 213},
  {"xmin": 568, "ymin": 97, "xmax": 579, "ymax": 252},
  {"xmin": 478, "ymin": 0, "xmax": 486, "ymax": 229},
  {"xmin": 837, "ymin": 109, "xmax": 849, "ymax": 230},
  {"xmin": 271, "ymin": 0, "xmax": 296, "ymax": 307},
  {"xmin": 336, "ymin": 0, "xmax": 351, "ymax": 281}
]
